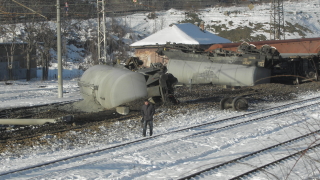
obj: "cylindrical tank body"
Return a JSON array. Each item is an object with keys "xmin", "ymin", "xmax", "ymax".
[
  {"xmin": 79, "ymin": 65, "xmax": 147, "ymax": 109},
  {"xmin": 167, "ymin": 60, "xmax": 270, "ymax": 86}
]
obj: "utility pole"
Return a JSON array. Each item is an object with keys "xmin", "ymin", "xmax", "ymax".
[
  {"xmin": 57, "ymin": 0, "xmax": 63, "ymax": 98},
  {"xmin": 6, "ymin": 0, "xmax": 62, "ymax": 97},
  {"xmin": 97, "ymin": 0, "xmax": 107, "ymax": 64},
  {"xmin": 270, "ymin": 0, "xmax": 285, "ymax": 40}
]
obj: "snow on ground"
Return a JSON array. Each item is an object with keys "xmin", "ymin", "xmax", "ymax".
[
  {"xmin": 1, "ymin": 1, "xmax": 320, "ymax": 179},
  {"xmin": 1, "ymin": 64, "xmax": 320, "ymax": 179},
  {"xmin": 0, "ymin": 80, "xmax": 320, "ymax": 179},
  {"xmin": 0, "ymin": 66, "xmax": 83, "ymax": 110}
]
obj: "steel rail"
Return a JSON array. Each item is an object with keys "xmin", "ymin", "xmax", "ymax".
[
  {"xmin": 177, "ymin": 130, "xmax": 320, "ymax": 179},
  {"xmin": 1, "ymin": 97, "xmax": 320, "ymax": 177},
  {"xmin": 229, "ymin": 143, "xmax": 320, "ymax": 180},
  {"xmin": 149, "ymin": 96, "xmax": 320, "ymax": 140},
  {"xmin": 0, "ymin": 99, "xmax": 81, "ymax": 116},
  {"xmin": 0, "ymin": 113, "xmax": 137, "ymax": 144},
  {"xmin": 0, "ymin": 95, "xmax": 318, "ymax": 142}
]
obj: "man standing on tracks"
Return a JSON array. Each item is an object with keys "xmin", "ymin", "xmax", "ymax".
[{"xmin": 141, "ymin": 99, "xmax": 155, "ymax": 137}]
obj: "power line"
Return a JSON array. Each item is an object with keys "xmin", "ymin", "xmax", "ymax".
[{"xmin": 11, "ymin": 0, "xmax": 48, "ymax": 20}]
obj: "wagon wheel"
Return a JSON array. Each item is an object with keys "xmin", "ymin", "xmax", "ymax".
[
  {"xmin": 220, "ymin": 97, "xmax": 233, "ymax": 110},
  {"xmin": 232, "ymin": 96, "xmax": 248, "ymax": 111}
]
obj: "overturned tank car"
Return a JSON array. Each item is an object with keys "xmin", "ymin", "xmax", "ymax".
[
  {"xmin": 78, "ymin": 57, "xmax": 178, "ymax": 112},
  {"xmin": 156, "ymin": 38, "xmax": 320, "ymax": 110},
  {"xmin": 157, "ymin": 43, "xmax": 273, "ymax": 86},
  {"xmin": 157, "ymin": 38, "xmax": 320, "ymax": 86}
]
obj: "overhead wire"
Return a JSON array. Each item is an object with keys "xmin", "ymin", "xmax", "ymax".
[
  {"xmin": 3, "ymin": 0, "xmax": 312, "ymax": 21},
  {"xmin": 0, "ymin": 0, "xmax": 223, "ymax": 10}
]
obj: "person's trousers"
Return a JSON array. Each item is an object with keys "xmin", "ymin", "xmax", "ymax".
[{"xmin": 143, "ymin": 120, "xmax": 153, "ymax": 136}]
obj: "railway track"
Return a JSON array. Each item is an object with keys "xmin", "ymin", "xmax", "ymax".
[
  {"xmin": 178, "ymin": 130, "xmax": 320, "ymax": 179},
  {"xmin": 0, "ymin": 99, "xmax": 83, "ymax": 142},
  {"xmin": 230, "ymin": 143, "xmax": 320, "ymax": 180},
  {"xmin": 1, "ymin": 96, "xmax": 320, "ymax": 179},
  {"xmin": 0, "ymin": 94, "xmax": 319, "ymax": 142},
  {"xmin": 0, "ymin": 99, "xmax": 81, "ymax": 119},
  {"xmin": 0, "ymin": 111, "xmax": 138, "ymax": 146},
  {"xmin": 0, "ymin": 99, "xmax": 81, "ymax": 133},
  {"xmin": 0, "ymin": 103, "xmax": 136, "ymax": 148}
]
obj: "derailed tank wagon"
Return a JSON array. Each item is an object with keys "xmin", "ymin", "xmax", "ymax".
[
  {"xmin": 156, "ymin": 38, "xmax": 320, "ymax": 110},
  {"xmin": 78, "ymin": 58, "xmax": 178, "ymax": 114},
  {"xmin": 78, "ymin": 65, "xmax": 148, "ymax": 110},
  {"xmin": 157, "ymin": 38, "xmax": 320, "ymax": 86},
  {"xmin": 205, "ymin": 37, "xmax": 320, "ymax": 85}
]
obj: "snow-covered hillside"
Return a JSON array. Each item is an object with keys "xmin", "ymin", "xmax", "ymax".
[
  {"xmin": 2, "ymin": 0, "xmax": 320, "ymax": 68},
  {"xmin": 1, "ymin": 1, "xmax": 320, "ymax": 179},
  {"xmin": 60, "ymin": 0, "xmax": 320, "ymax": 64},
  {"xmin": 123, "ymin": 0, "xmax": 320, "ymax": 41}
]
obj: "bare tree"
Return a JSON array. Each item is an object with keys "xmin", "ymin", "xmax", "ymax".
[
  {"xmin": 37, "ymin": 24, "xmax": 56, "ymax": 81},
  {"xmin": 1, "ymin": 24, "xmax": 19, "ymax": 80},
  {"xmin": 20, "ymin": 20, "xmax": 39, "ymax": 81}
]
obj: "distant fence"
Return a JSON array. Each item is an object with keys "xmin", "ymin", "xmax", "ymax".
[{"xmin": 0, "ymin": 62, "xmax": 36, "ymax": 81}]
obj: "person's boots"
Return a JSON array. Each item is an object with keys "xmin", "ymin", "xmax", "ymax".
[{"xmin": 143, "ymin": 129, "xmax": 146, "ymax": 137}]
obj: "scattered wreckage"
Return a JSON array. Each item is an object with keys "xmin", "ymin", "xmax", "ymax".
[{"xmin": 80, "ymin": 38, "xmax": 320, "ymax": 113}]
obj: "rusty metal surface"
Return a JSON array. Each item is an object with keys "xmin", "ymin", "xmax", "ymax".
[
  {"xmin": 134, "ymin": 48, "xmax": 168, "ymax": 67},
  {"xmin": 206, "ymin": 37, "xmax": 320, "ymax": 54}
]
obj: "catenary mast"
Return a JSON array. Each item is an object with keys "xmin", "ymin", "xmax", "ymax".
[{"xmin": 270, "ymin": 0, "xmax": 285, "ymax": 40}]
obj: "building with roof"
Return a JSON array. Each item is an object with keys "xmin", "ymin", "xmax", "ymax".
[{"xmin": 130, "ymin": 23, "xmax": 231, "ymax": 67}]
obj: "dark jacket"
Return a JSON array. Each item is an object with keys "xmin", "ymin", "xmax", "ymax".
[{"xmin": 141, "ymin": 104, "xmax": 155, "ymax": 121}]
